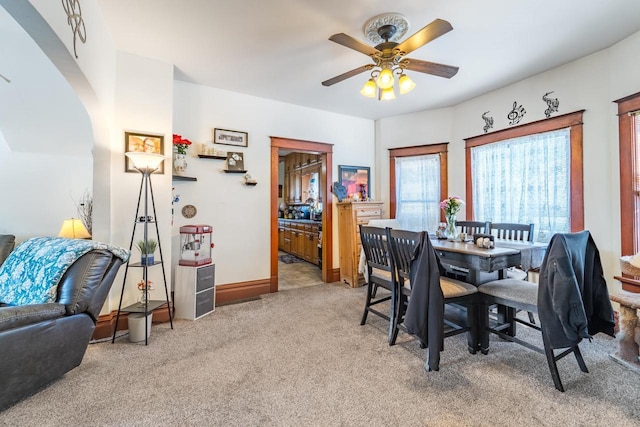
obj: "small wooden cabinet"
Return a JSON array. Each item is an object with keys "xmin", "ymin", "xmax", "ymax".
[
  {"xmin": 174, "ymin": 264, "xmax": 215, "ymax": 320},
  {"xmin": 337, "ymin": 201, "xmax": 383, "ymax": 287}
]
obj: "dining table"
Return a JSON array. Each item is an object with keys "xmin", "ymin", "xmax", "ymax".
[{"xmin": 430, "ymin": 238, "xmax": 547, "ymax": 286}]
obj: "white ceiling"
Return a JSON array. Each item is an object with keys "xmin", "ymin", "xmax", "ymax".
[{"xmin": 97, "ymin": 0, "xmax": 640, "ymax": 120}]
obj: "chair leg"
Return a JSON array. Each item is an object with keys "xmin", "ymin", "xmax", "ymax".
[
  {"xmin": 542, "ymin": 332, "xmax": 565, "ymax": 392},
  {"xmin": 573, "ymin": 346, "xmax": 589, "ymax": 373},
  {"xmin": 466, "ymin": 301, "xmax": 478, "ymax": 354},
  {"xmin": 387, "ymin": 285, "xmax": 396, "ymax": 345},
  {"xmin": 504, "ymin": 306, "xmax": 516, "ymax": 336},
  {"xmin": 528, "ymin": 311, "xmax": 536, "ymax": 324},
  {"xmin": 480, "ymin": 301, "xmax": 490, "ymax": 355},
  {"xmin": 390, "ymin": 292, "xmax": 403, "ymax": 346},
  {"xmin": 360, "ymin": 282, "xmax": 373, "ymax": 325}
]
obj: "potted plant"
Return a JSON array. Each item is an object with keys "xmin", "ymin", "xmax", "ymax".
[{"xmin": 136, "ymin": 239, "xmax": 158, "ymax": 265}]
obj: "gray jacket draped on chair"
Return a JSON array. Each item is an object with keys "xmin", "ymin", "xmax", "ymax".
[
  {"xmin": 404, "ymin": 233, "xmax": 445, "ymax": 371},
  {"xmin": 537, "ymin": 230, "xmax": 615, "ymax": 349}
]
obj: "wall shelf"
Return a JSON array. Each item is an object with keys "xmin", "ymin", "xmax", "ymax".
[
  {"xmin": 198, "ymin": 154, "xmax": 227, "ymax": 160},
  {"xmin": 172, "ymin": 175, "xmax": 197, "ymax": 181},
  {"xmin": 245, "ymin": 182, "xmax": 258, "ymax": 186},
  {"xmin": 224, "ymin": 170, "xmax": 247, "ymax": 174}
]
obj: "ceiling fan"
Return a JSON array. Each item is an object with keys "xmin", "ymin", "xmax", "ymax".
[{"xmin": 322, "ymin": 15, "xmax": 459, "ymax": 99}]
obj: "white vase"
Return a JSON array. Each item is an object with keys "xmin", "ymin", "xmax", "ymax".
[{"xmin": 173, "ymin": 153, "xmax": 187, "ymax": 175}]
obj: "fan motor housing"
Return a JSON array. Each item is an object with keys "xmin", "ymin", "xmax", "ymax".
[{"xmin": 377, "ymin": 24, "xmax": 397, "ymax": 41}]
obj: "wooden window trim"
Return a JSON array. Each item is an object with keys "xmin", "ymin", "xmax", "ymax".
[
  {"xmin": 615, "ymin": 92, "xmax": 640, "ymax": 257},
  {"xmin": 388, "ymin": 143, "xmax": 449, "ymax": 220},
  {"xmin": 463, "ymin": 110, "xmax": 584, "ymax": 231}
]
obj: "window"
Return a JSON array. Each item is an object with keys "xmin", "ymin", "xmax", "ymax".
[
  {"xmin": 465, "ymin": 111, "xmax": 584, "ymax": 242},
  {"xmin": 389, "ymin": 144, "xmax": 448, "ymax": 232},
  {"xmin": 616, "ymin": 92, "xmax": 640, "ymax": 256}
]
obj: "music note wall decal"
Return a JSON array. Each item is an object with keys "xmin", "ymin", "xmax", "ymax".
[
  {"xmin": 543, "ymin": 92, "xmax": 559, "ymax": 118},
  {"xmin": 481, "ymin": 111, "xmax": 494, "ymax": 133},
  {"xmin": 507, "ymin": 101, "xmax": 526, "ymax": 126}
]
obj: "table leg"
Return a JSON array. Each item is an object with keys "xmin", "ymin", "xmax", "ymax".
[{"xmin": 468, "ymin": 269, "xmax": 481, "ymax": 286}]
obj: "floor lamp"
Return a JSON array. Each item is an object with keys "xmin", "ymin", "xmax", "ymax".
[{"xmin": 112, "ymin": 152, "xmax": 173, "ymax": 345}]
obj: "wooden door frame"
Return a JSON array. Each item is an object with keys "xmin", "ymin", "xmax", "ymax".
[{"xmin": 270, "ymin": 137, "xmax": 334, "ymax": 292}]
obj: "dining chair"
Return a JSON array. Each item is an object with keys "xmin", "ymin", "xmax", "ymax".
[
  {"xmin": 477, "ymin": 230, "xmax": 615, "ymax": 392},
  {"xmin": 386, "ymin": 228, "xmax": 479, "ymax": 371},
  {"xmin": 489, "ymin": 222, "xmax": 536, "ymax": 321},
  {"xmin": 455, "ymin": 220, "xmax": 490, "ymax": 236},
  {"xmin": 359, "ymin": 225, "xmax": 395, "ymax": 344},
  {"xmin": 489, "ymin": 222, "xmax": 534, "ymax": 242}
]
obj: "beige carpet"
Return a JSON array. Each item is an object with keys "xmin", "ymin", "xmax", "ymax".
[{"xmin": 1, "ymin": 283, "xmax": 639, "ymax": 426}]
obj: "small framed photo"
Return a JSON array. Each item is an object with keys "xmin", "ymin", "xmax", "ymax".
[
  {"xmin": 213, "ymin": 128, "xmax": 248, "ymax": 147},
  {"xmin": 124, "ymin": 131, "xmax": 164, "ymax": 174},
  {"xmin": 338, "ymin": 165, "xmax": 370, "ymax": 200},
  {"xmin": 226, "ymin": 152, "xmax": 245, "ymax": 171}
]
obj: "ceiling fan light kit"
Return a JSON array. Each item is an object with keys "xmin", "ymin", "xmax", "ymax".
[
  {"xmin": 360, "ymin": 78, "xmax": 377, "ymax": 98},
  {"xmin": 398, "ymin": 73, "xmax": 416, "ymax": 94},
  {"xmin": 379, "ymin": 87, "xmax": 396, "ymax": 101},
  {"xmin": 322, "ymin": 13, "xmax": 459, "ymax": 101}
]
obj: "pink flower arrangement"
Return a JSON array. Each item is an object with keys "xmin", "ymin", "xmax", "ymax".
[
  {"xmin": 137, "ymin": 279, "xmax": 154, "ymax": 291},
  {"xmin": 440, "ymin": 196, "xmax": 465, "ymax": 216},
  {"xmin": 172, "ymin": 134, "xmax": 192, "ymax": 155}
]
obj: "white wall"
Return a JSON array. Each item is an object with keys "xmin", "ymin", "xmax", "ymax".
[
  {"xmin": 377, "ymin": 31, "xmax": 640, "ymax": 294},
  {"xmin": 173, "ymin": 82, "xmax": 375, "ymax": 285},
  {"xmin": 108, "ymin": 52, "xmax": 174, "ymax": 309},
  {"xmin": 0, "ymin": 3, "xmax": 94, "ymax": 243},
  {"xmin": 0, "ymin": 151, "xmax": 92, "ymax": 242},
  {"xmin": 3, "ymin": 1, "xmax": 175, "ymax": 311}
]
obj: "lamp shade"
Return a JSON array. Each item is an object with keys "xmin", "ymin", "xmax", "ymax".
[
  {"xmin": 379, "ymin": 87, "xmax": 396, "ymax": 101},
  {"xmin": 125, "ymin": 152, "xmax": 164, "ymax": 172},
  {"xmin": 58, "ymin": 218, "xmax": 91, "ymax": 239},
  {"xmin": 398, "ymin": 74, "xmax": 416, "ymax": 94},
  {"xmin": 360, "ymin": 78, "xmax": 377, "ymax": 98},
  {"xmin": 376, "ymin": 68, "xmax": 394, "ymax": 90}
]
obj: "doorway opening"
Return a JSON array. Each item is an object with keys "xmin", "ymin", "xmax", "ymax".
[{"xmin": 270, "ymin": 137, "xmax": 335, "ymax": 292}]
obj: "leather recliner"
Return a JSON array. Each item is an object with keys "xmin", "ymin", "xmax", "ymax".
[{"xmin": 0, "ymin": 248, "xmax": 123, "ymax": 411}]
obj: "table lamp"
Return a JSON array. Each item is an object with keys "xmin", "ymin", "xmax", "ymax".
[{"xmin": 58, "ymin": 218, "xmax": 91, "ymax": 239}]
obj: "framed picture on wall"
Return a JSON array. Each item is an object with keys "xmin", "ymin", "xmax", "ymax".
[
  {"xmin": 213, "ymin": 128, "xmax": 248, "ymax": 147},
  {"xmin": 124, "ymin": 131, "xmax": 164, "ymax": 174},
  {"xmin": 338, "ymin": 165, "xmax": 370, "ymax": 200}
]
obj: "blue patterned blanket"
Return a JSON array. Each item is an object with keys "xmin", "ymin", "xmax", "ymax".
[{"xmin": 0, "ymin": 237, "xmax": 130, "ymax": 306}]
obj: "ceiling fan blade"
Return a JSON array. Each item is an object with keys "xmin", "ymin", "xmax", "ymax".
[
  {"xmin": 396, "ymin": 19, "xmax": 453, "ymax": 55},
  {"xmin": 402, "ymin": 59, "xmax": 459, "ymax": 79},
  {"xmin": 322, "ymin": 65, "xmax": 372, "ymax": 86},
  {"xmin": 329, "ymin": 33, "xmax": 380, "ymax": 57}
]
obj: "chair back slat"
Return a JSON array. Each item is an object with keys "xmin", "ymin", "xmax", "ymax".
[
  {"xmin": 359, "ymin": 225, "xmax": 392, "ymax": 272},
  {"xmin": 489, "ymin": 222, "xmax": 534, "ymax": 242},
  {"xmin": 455, "ymin": 221, "xmax": 490, "ymax": 236},
  {"xmin": 387, "ymin": 228, "xmax": 423, "ymax": 285}
]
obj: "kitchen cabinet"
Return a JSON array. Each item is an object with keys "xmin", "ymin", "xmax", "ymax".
[
  {"xmin": 283, "ymin": 152, "xmax": 321, "ymax": 203},
  {"xmin": 278, "ymin": 223, "xmax": 286, "ymax": 251},
  {"xmin": 295, "ymin": 225, "xmax": 306, "ymax": 258},
  {"xmin": 278, "ymin": 219, "xmax": 320, "ymax": 266},
  {"xmin": 290, "ymin": 228, "xmax": 301, "ymax": 257},
  {"xmin": 304, "ymin": 229, "xmax": 319, "ymax": 264},
  {"xmin": 337, "ymin": 201, "xmax": 383, "ymax": 287}
]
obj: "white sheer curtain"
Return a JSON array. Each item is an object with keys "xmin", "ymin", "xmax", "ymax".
[
  {"xmin": 395, "ymin": 154, "xmax": 441, "ymax": 232},
  {"xmin": 471, "ymin": 128, "xmax": 570, "ymax": 242}
]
